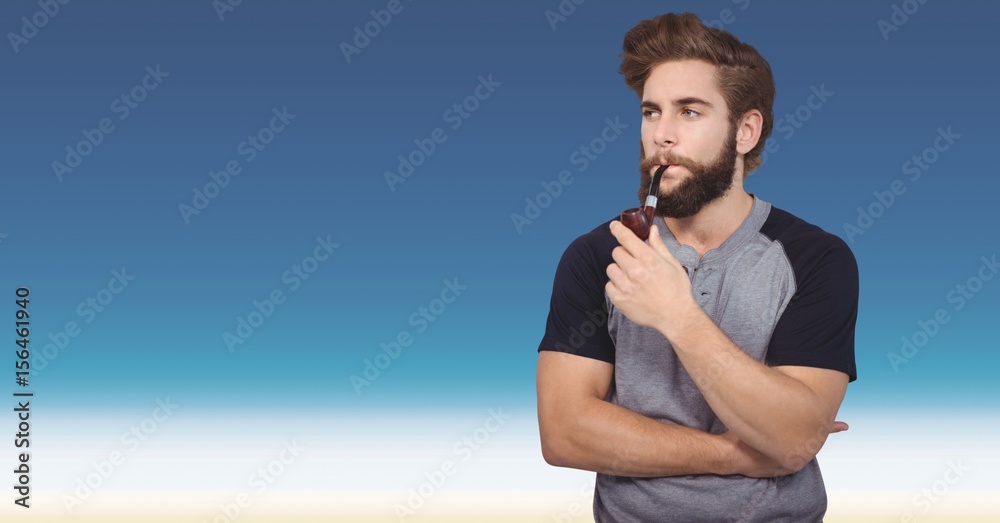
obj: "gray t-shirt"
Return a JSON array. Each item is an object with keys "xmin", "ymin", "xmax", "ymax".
[{"xmin": 538, "ymin": 195, "xmax": 858, "ymax": 522}]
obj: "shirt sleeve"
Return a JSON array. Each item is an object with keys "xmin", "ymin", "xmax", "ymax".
[
  {"xmin": 537, "ymin": 228, "xmax": 616, "ymax": 364},
  {"xmin": 765, "ymin": 236, "xmax": 859, "ymax": 382}
]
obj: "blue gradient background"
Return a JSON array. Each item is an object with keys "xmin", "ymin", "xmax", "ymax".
[{"xmin": 1, "ymin": 0, "xmax": 998, "ymax": 518}]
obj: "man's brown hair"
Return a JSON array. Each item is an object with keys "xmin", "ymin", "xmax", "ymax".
[{"xmin": 619, "ymin": 12, "xmax": 775, "ymax": 175}]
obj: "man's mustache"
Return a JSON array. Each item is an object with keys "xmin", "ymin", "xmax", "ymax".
[{"xmin": 640, "ymin": 154, "xmax": 696, "ymax": 172}]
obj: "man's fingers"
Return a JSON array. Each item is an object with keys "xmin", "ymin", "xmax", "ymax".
[
  {"xmin": 606, "ymin": 262, "xmax": 623, "ymax": 285},
  {"xmin": 610, "ymin": 219, "xmax": 644, "ymax": 255},
  {"xmin": 647, "ymin": 224, "xmax": 686, "ymax": 274},
  {"xmin": 831, "ymin": 420, "xmax": 849, "ymax": 433},
  {"xmin": 611, "ymin": 245, "xmax": 631, "ymax": 268}
]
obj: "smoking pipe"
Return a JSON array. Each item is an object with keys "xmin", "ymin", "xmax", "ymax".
[{"xmin": 620, "ymin": 164, "xmax": 668, "ymax": 241}]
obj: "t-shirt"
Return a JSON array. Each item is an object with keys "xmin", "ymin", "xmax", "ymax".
[{"xmin": 537, "ymin": 195, "xmax": 859, "ymax": 522}]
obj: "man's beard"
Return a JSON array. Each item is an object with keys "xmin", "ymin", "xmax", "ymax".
[{"xmin": 637, "ymin": 130, "xmax": 738, "ymax": 219}]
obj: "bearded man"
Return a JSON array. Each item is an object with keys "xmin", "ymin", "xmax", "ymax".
[{"xmin": 536, "ymin": 12, "xmax": 859, "ymax": 522}]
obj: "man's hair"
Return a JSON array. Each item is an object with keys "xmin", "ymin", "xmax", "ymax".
[{"xmin": 619, "ymin": 12, "xmax": 775, "ymax": 175}]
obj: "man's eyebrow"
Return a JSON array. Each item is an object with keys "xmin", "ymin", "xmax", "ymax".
[{"xmin": 640, "ymin": 97, "xmax": 714, "ymax": 110}]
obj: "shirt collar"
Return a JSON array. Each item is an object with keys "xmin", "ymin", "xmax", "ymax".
[{"xmin": 653, "ymin": 194, "xmax": 771, "ymax": 270}]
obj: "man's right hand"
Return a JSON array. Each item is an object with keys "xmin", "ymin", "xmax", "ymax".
[{"xmin": 716, "ymin": 421, "xmax": 849, "ymax": 478}]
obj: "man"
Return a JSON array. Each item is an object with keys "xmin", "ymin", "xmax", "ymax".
[{"xmin": 535, "ymin": 12, "xmax": 858, "ymax": 522}]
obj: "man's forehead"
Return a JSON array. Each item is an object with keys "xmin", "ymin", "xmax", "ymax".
[{"xmin": 642, "ymin": 60, "xmax": 724, "ymax": 106}]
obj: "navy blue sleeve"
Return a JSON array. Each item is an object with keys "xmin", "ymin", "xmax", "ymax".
[
  {"xmin": 537, "ymin": 220, "xmax": 617, "ymax": 364},
  {"xmin": 764, "ymin": 222, "xmax": 859, "ymax": 382}
]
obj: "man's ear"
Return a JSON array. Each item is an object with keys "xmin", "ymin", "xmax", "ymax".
[{"xmin": 735, "ymin": 109, "xmax": 763, "ymax": 156}]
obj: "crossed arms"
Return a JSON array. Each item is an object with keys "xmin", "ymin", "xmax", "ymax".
[
  {"xmin": 537, "ymin": 347, "xmax": 848, "ymax": 478},
  {"xmin": 537, "ymin": 221, "xmax": 853, "ymax": 478}
]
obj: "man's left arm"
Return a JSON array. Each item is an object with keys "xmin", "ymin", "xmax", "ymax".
[
  {"xmin": 666, "ymin": 313, "xmax": 850, "ymax": 473},
  {"xmin": 607, "ymin": 221, "xmax": 858, "ymax": 472}
]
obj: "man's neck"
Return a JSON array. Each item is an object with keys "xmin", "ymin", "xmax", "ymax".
[{"xmin": 662, "ymin": 187, "xmax": 755, "ymax": 259}]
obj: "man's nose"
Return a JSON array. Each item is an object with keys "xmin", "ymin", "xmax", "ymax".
[{"xmin": 653, "ymin": 116, "xmax": 676, "ymax": 146}]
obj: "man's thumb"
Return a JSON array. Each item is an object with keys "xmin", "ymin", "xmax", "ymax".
[{"xmin": 648, "ymin": 224, "xmax": 667, "ymax": 252}]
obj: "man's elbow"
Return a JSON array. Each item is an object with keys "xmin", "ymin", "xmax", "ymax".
[
  {"xmin": 539, "ymin": 424, "xmax": 575, "ymax": 468},
  {"xmin": 777, "ymin": 449, "xmax": 813, "ymax": 474},
  {"xmin": 776, "ymin": 422, "xmax": 833, "ymax": 473},
  {"xmin": 539, "ymin": 404, "xmax": 594, "ymax": 469},
  {"xmin": 540, "ymin": 436, "xmax": 567, "ymax": 467}
]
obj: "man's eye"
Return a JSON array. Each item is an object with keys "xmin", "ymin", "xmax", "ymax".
[
  {"xmin": 682, "ymin": 108, "xmax": 700, "ymax": 118},
  {"xmin": 643, "ymin": 110, "xmax": 659, "ymax": 118}
]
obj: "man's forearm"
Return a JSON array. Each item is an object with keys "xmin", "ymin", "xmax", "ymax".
[
  {"xmin": 660, "ymin": 305, "xmax": 829, "ymax": 468},
  {"xmin": 545, "ymin": 396, "xmax": 728, "ymax": 477}
]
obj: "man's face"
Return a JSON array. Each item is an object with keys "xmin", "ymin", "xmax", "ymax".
[{"xmin": 637, "ymin": 60, "xmax": 739, "ymax": 219}]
